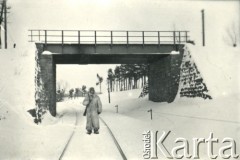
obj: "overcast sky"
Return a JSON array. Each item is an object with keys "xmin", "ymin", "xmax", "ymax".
[
  {"xmin": 6, "ymin": 0, "xmax": 239, "ymax": 47},
  {"xmin": 4, "ymin": 0, "xmax": 239, "ymax": 92}
]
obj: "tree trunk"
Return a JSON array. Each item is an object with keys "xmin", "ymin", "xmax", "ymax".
[
  {"xmin": 128, "ymin": 78, "xmax": 131, "ymax": 90},
  {"xmin": 109, "ymin": 79, "xmax": 112, "ymax": 92},
  {"xmin": 119, "ymin": 80, "xmax": 121, "ymax": 91},
  {"xmin": 125, "ymin": 78, "xmax": 127, "ymax": 91},
  {"xmin": 133, "ymin": 77, "xmax": 135, "ymax": 89},
  {"xmin": 120, "ymin": 80, "xmax": 121, "ymax": 91},
  {"xmin": 112, "ymin": 80, "xmax": 114, "ymax": 92},
  {"xmin": 113, "ymin": 80, "xmax": 115, "ymax": 92}
]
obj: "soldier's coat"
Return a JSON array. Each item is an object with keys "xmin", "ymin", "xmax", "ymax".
[{"xmin": 82, "ymin": 94, "xmax": 102, "ymax": 131}]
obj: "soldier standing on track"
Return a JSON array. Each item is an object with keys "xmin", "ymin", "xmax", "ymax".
[{"xmin": 82, "ymin": 87, "xmax": 102, "ymax": 135}]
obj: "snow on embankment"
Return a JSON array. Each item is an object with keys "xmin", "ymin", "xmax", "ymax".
[
  {"xmin": 185, "ymin": 44, "xmax": 240, "ymax": 99},
  {"xmin": 0, "ymin": 45, "xmax": 35, "ymax": 124},
  {"xmin": 0, "ymin": 46, "xmax": 76, "ymax": 159}
]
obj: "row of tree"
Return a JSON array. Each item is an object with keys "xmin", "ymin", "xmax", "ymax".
[
  {"xmin": 107, "ymin": 64, "xmax": 148, "ymax": 92},
  {"xmin": 56, "ymin": 64, "xmax": 149, "ymax": 96}
]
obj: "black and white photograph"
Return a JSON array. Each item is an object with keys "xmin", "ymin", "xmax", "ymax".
[{"xmin": 0, "ymin": 0, "xmax": 239, "ymax": 159}]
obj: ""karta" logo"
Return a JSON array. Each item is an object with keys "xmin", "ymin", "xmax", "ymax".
[{"xmin": 142, "ymin": 131, "xmax": 239, "ymax": 159}]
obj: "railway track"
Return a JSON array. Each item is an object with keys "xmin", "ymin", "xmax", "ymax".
[
  {"xmin": 59, "ymin": 109, "xmax": 79, "ymax": 160},
  {"xmin": 58, "ymin": 110, "xmax": 127, "ymax": 160},
  {"xmin": 99, "ymin": 117, "xmax": 127, "ymax": 160}
]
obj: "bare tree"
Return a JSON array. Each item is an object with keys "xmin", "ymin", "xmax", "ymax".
[
  {"xmin": 172, "ymin": 23, "xmax": 182, "ymax": 51},
  {"xmin": 224, "ymin": 23, "xmax": 239, "ymax": 47},
  {"xmin": 96, "ymin": 74, "xmax": 103, "ymax": 93},
  {"xmin": 57, "ymin": 80, "xmax": 69, "ymax": 93}
]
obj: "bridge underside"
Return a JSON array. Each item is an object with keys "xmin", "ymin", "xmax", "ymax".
[
  {"xmin": 42, "ymin": 43, "xmax": 177, "ymax": 55},
  {"xmin": 36, "ymin": 43, "xmax": 184, "ymax": 117},
  {"xmin": 53, "ymin": 54, "xmax": 168, "ymax": 64}
]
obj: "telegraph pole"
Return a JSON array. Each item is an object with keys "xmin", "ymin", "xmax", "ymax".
[
  {"xmin": 201, "ymin": 9, "xmax": 205, "ymax": 46},
  {"xmin": 0, "ymin": 1, "xmax": 4, "ymax": 49},
  {"xmin": 0, "ymin": 0, "xmax": 8, "ymax": 49},
  {"xmin": 4, "ymin": 0, "xmax": 7, "ymax": 49},
  {"xmin": 107, "ymin": 78, "xmax": 111, "ymax": 103}
]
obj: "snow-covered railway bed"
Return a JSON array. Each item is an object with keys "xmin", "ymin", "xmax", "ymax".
[{"xmin": 57, "ymin": 100, "xmax": 126, "ymax": 160}]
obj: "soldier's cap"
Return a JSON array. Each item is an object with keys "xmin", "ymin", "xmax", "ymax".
[{"xmin": 89, "ymin": 87, "xmax": 95, "ymax": 94}]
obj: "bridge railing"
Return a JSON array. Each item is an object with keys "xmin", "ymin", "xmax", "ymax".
[{"xmin": 28, "ymin": 30, "xmax": 189, "ymax": 46}]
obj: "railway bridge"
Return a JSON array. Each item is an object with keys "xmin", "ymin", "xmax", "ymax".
[{"xmin": 29, "ymin": 29, "xmax": 189, "ymax": 117}]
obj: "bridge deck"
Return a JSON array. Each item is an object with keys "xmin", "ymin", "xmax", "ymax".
[
  {"xmin": 31, "ymin": 30, "xmax": 188, "ymax": 55},
  {"xmin": 29, "ymin": 30, "xmax": 189, "ymax": 46}
]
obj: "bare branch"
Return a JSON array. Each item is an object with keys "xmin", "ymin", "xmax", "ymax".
[{"xmin": 225, "ymin": 22, "xmax": 238, "ymax": 47}]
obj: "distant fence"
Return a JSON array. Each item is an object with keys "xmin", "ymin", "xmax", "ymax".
[{"xmin": 28, "ymin": 30, "xmax": 190, "ymax": 46}]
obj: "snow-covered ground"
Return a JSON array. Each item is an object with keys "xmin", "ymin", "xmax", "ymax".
[
  {"xmin": 0, "ymin": 43, "xmax": 239, "ymax": 159},
  {"xmin": 99, "ymin": 89, "xmax": 240, "ymax": 159},
  {"xmin": 0, "ymin": 45, "xmax": 76, "ymax": 159},
  {"xmin": 97, "ymin": 44, "xmax": 240, "ymax": 159},
  {"xmin": 186, "ymin": 44, "xmax": 240, "ymax": 99}
]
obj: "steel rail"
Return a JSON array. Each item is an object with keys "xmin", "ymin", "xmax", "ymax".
[{"xmin": 99, "ymin": 117, "xmax": 127, "ymax": 160}]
